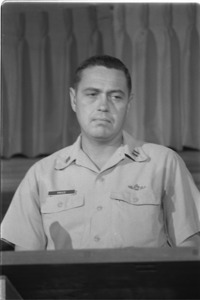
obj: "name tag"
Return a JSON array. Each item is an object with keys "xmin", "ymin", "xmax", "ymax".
[{"xmin": 48, "ymin": 190, "xmax": 76, "ymax": 196}]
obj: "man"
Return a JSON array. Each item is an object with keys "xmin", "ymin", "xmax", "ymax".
[{"xmin": 1, "ymin": 55, "xmax": 200, "ymax": 250}]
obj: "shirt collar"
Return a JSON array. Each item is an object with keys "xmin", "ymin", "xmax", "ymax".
[
  {"xmin": 122, "ymin": 131, "xmax": 149, "ymax": 162},
  {"xmin": 54, "ymin": 135, "xmax": 82, "ymax": 170},
  {"xmin": 54, "ymin": 131, "xmax": 149, "ymax": 170}
]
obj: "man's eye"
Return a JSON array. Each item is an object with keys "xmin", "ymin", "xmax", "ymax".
[
  {"xmin": 87, "ymin": 93, "xmax": 97, "ymax": 97},
  {"xmin": 111, "ymin": 95, "xmax": 122, "ymax": 100}
]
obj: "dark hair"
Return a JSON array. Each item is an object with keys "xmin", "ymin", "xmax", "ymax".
[{"xmin": 73, "ymin": 55, "xmax": 132, "ymax": 94}]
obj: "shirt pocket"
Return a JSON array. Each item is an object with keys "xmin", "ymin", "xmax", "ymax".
[
  {"xmin": 110, "ymin": 188, "xmax": 160, "ymax": 206},
  {"xmin": 41, "ymin": 194, "xmax": 85, "ymax": 214}
]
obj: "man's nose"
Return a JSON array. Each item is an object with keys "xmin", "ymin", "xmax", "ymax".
[{"xmin": 98, "ymin": 94, "xmax": 109, "ymax": 112}]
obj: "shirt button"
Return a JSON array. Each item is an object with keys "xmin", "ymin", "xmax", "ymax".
[
  {"xmin": 132, "ymin": 197, "xmax": 139, "ymax": 203},
  {"xmin": 97, "ymin": 206, "xmax": 103, "ymax": 211},
  {"xmin": 94, "ymin": 235, "xmax": 100, "ymax": 242},
  {"xmin": 57, "ymin": 202, "xmax": 63, "ymax": 207},
  {"xmin": 99, "ymin": 177, "xmax": 105, "ymax": 182}
]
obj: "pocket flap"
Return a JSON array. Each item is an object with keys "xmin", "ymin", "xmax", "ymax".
[
  {"xmin": 110, "ymin": 188, "xmax": 159, "ymax": 205},
  {"xmin": 41, "ymin": 194, "xmax": 84, "ymax": 213}
]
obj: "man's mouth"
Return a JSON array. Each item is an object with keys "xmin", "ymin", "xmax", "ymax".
[
  {"xmin": 94, "ymin": 118, "xmax": 111, "ymax": 123},
  {"xmin": 92, "ymin": 116, "xmax": 112, "ymax": 123}
]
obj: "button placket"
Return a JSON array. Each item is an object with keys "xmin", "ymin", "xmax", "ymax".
[
  {"xmin": 90, "ymin": 172, "xmax": 111, "ymax": 246},
  {"xmin": 95, "ymin": 176, "xmax": 106, "ymax": 211}
]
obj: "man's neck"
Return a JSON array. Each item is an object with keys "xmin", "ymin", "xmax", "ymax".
[{"xmin": 81, "ymin": 133, "xmax": 123, "ymax": 170}]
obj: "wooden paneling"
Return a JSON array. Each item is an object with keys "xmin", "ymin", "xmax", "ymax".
[
  {"xmin": 1, "ymin": 164, "xmax": 200, "ymax": 297},
  {"xmin": 0, "ymin": 276, "xmax": 23, "ymax": 300},
  {"xmin": 1, "ymin": 248, "xmax": 200, "ymax": 299}
]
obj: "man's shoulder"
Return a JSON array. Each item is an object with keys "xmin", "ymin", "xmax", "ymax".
[
  {"xmin": 29, "ymin": 145, "xmax": 74, "ymax": 173},
  {"xmin": 124, "ymin": 131, "xmax": 179, "ymax": 162},
  {"xmin": 141, "ymin": 142, "xmax": 181, "ymax": 164},
  {"xmin": 46, "ymin": 145, "xmax": 73, "ymax": 160},
  {"xmin": 142, "ymin": 142, "xmax": 172, "ymax": 155}
]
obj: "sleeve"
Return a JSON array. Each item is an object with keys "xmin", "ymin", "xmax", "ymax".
[
  {"xmin": 163, "ymin": 150, "xmax": 200, "ymax": 246},
  {"xmin": 0, "ymin": 165, "xmax": 46, "ymax": 250}
]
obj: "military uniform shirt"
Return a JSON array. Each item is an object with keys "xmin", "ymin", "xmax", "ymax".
[{"xmin": 1, "ymin": 131, "xmax": 200, "ymax": 250}]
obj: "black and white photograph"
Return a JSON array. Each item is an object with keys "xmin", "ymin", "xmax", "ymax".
[{"xmin": 1, "ymin": 1, "xmax": 200, "ymax": 299}]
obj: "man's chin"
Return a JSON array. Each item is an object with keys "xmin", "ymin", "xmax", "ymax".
[{"xmin": 90, "ymin": 130, "xmax": 112, "ymax": 141}]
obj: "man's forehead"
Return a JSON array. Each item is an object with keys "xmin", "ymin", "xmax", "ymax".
[
  {"xmin": 82, "ymin": 65, "xmax": 125, "ymax": 76},
  {"xmin": 79, "ymin": 66, "xmax": 127, "ymax": 87}
]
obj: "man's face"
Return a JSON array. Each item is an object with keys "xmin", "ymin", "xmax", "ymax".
[{"xmin": 70, "ymin": 66, "xmax": 132, "ymax": 143}]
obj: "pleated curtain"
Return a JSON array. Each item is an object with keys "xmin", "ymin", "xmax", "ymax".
[
  {"xmin": 159, "ymin": 5, "xmax": 182, "ymax": 150},
  {"xmin": 2, "ymin": 12, "xmax": 24, "ymax": 157},
  {"xmin": 61, "ymin": 8, "xmax": 79, "ymax": 148},
  {"xmin": 182, "ymin": 4, "xmax": 200, "ymax": 150},
  {"xmin": 1, "ymin": 3, "xmax": 200, "ymax": 158},
  {"xmin": 87, "ymin": 6, "xmax": 103, "ymax": 57},
  {"xmin": 133, "ymin": 5, "xmax": 159, "ymax": 144}
]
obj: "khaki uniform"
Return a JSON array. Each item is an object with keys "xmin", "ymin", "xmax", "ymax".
[{"xmin": 1, "ymin": 131, "xmax": 200, "ymax": 250}]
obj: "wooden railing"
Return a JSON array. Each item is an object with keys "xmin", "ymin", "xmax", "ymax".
[{"xmin": 1, "ymin": 247, "xmax": 200, "ymax": 299}]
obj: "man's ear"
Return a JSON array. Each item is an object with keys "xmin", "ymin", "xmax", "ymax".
[
  {"xmin": 127, "ymin": 93, "xmax": 134, "ymax": 111},
  {"xmin": 69, "ymin": 87, "xmax": 76, "ymax": 112}
]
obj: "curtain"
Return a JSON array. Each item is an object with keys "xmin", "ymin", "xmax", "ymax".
[
  {"xmin": 2, "ymin": 3, "xmax": 200, "ymax": 158},
  {"xmin": 133, "ymin": 4, "xmax": 159, "ymax": 143},
  {"xmin": 182, "ymin": 4, "xmax": 200, "ymax": 149},
  {"xmin": 159, "ymin": 5, "xmax": 182, "ymax": 150}
]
